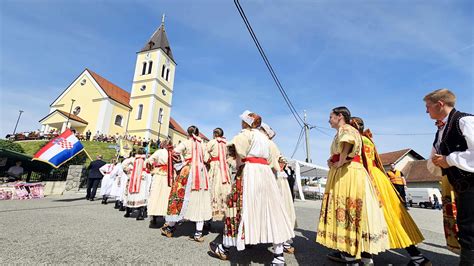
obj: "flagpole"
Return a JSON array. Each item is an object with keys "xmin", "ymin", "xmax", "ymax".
[{"xmin": 83, "ymin": 149, "xmax": 93, "ymax": 161}]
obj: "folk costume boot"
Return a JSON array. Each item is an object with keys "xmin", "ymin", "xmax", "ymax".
[
  {"xmin": 136, "ymin": 207, "xmax": 145, "ymax": 220},
  {"xmin": 209, "ymin": 242, "xmax": 229, "ymax": 260},
  {"xmin": 114, "ymin": 200, "xmax": 120, "ymax": 209},
  {"xmin": 161, "ymin": 225, "xmax": 176, "ymax": 238},
  {"xmin": 124, "ymin": 207, "xmax": 132, "ymax": 218},
  {"xmin": 189, "ymin": 230, "xmax": 204, "ymax": 242},
  {"xmin": 101, "ymin": 196, "xmax": 108, "ymax": 205},
  {"xmin": 119, "ymin": 201, "xmax": 126, "ymax": 211}
]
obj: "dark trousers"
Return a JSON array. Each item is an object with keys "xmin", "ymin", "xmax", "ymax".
[
  {"xmin": 456, "ymin": 187, "xmax": 474, "ymax": 265},
  {"xmin": 86, "ymin": 178, "xmax": 101, "ymax": 199},
  {"xmin": 393, "ymin": 184, "xmax": 407, "ymax": 206}
]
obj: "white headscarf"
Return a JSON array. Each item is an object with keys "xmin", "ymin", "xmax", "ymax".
[
  {"xmin": 239, "ymin": 110, "xmax": 255, "ymax": 126},
  {"xmin": 260, "ymin": 122, "xmax": 276, "ymax": 139}
]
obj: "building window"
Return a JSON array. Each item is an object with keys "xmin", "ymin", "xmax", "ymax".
[
  {"xmin": 158, "ymin": 108, "xmax": 163, "ymax": 124},
  {"xmin": 140, "ymin": 85, "xmax": 146, "ymax": 91},
  {"xmin": 80, "ymin": 79, "xmax": 86, "ymax": 86},
  {"xmin": 142, "ymin": 62, "xmax": 147, "ymax": 75},
  {"xmin": 166, "ymin": 69, "xmax": 170, "ymax": 81},
  {"xmin": 162, "ymin": 89, "xmax": 166, "ymax": 96},
  {"xmin": 137, "ymin": 104, "xmax": 143, "ymax": 120},
  {"xmin": 115, "ymin": 115, "xmax": 123, "ymax": 126},
  {"xmin": 148, "ymin": 61, "xmax": 153, "ymax": 74},
  {"xmin": 161, "ymin": 65, "xmax": 166, "ymax": 78}
]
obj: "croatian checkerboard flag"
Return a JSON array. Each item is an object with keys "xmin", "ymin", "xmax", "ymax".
[{"xmin": 33, "ymin": 129, "xmax": 85, "ymax": 168}]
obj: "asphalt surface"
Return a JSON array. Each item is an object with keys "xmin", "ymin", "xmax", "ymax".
[{"xmin": 0, "ymin": 194, "xmax": 459, "ymax": 265}]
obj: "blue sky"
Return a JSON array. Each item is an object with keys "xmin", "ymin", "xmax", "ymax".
[{"xmin": 1, "ymin": 0, "xmax": 473, "ymax": 166}]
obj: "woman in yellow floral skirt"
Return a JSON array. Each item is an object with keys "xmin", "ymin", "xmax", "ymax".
[
  {"xmin": 317, "ymin": 107, "xmax": 389, "ymax": 263},
  {"xmin": 350, "ymin": 117, "xmax": 431, "ymax": 266}
]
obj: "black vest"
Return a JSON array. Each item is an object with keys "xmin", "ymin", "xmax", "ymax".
[{"xmin": 433, "ymin": 108, "xmax": 474, "ymax": 193}]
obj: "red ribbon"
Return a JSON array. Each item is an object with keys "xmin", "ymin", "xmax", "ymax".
[
  {"xmin": 216, "ymin": 137, "xmax": 231, "ymax": 184},
  {"xmin": 129, "ymin": 155, "xmax": 146, "ymax": 193},
  {"xmin": 330, "ymin": 154, "xmax": 361, "ymax": 164},
  {"xmin": 242, "ymin": 157, "xmax": 269, "ymax": 165}
]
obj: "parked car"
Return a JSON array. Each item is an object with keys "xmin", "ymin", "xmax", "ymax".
[{"xmin": 406, "ymin": 188, "xmax": 442, "ymax": 208}]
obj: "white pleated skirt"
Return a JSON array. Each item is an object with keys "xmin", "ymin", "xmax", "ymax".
[
  {"xmin": 147, "ymin": 173, "xmax": 172, "ymax": 216},
  {"xmin": 233, "ymin": 163, "xmax": 295, "ymax": 249},
  {"xmin": 276, "ymin": 175, "xmax": 296, "ymax": 229},
  {"xmin": 99, "ymin": 174, "xmax": 114, "ymax": 197}
]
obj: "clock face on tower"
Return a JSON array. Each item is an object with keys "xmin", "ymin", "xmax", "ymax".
[{"xmin": 73, "ymin": 106, "xmax": 81, "ymax": 115}]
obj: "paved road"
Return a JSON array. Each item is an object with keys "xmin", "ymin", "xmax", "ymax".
[{"xmin": 0, "ymin": 194, "xmax": 459, "ymax": 265}]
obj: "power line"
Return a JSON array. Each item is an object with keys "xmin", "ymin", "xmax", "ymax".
[
  {"xmin": 313, "ymin": 127, "xmax": 333, "ymax": 137},
  {"xmin": 234, "ymin": 0, "xmax": 304, "ymax": 128},
  {"xmin": 311, "ymin": 125, "xmax": 432, "ymax": 136},
  {"xmin": 291, "ymin": 127, "xmax": 305, "ymax": 158},
  {"xmin": 377, "ymin": 131, "xmax": 432, "ymax": 136}
]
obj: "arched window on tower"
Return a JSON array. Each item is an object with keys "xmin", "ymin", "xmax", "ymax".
[
  {"xmin": 161, "ymin": 64, "xmax": 166, "ymax": 78},
  {"xmin": 148, "ymin": 61, "xmax": 153, "ymax": 74},
  {"xmin": 137, "ymin": 104, "xmax": 143, "ymax": 120},
  {"xmin": 166, "ymin": 68, "xmax": 170, "ymax": 81},
  {"xmin": 114, "ymin": 115, "xmax": 123, "ymax": 126},
  {"xmin": 142, "ymin": 62, "xmax": 147, "ymax": 75}
]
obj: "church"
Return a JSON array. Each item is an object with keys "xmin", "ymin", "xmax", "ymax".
[{"xmin": 39, "ymin": 19, "xmax": 204, "ymax": 144}]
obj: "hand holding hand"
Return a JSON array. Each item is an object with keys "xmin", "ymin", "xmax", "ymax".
[{"xmin": 432, "ymin": 154, "xmax": 450, "ymax": 169}]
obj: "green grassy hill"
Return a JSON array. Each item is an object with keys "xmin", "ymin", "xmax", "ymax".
[{"xmin": 17, "ymin": 140, "xmax": 118, "ymax": 164}]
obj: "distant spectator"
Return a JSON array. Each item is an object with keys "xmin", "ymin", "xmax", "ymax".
[
  {"xmin": 284, "ymin": 166, "xmax": 296, "ymax": 201},
  {"xmin": 86, "ymin": 130, "xmax": 92, "ymax": 141},
  {"xmin": 86, "ymin": 155, "xmax": 106, "ymax": 201},
  {"xmin": 7, "ymin": 161, "xmax": 24, "ymax": 182},
  {"xmin": 433, "ymin": 194, "xmax": 441, "ymax": 210}
]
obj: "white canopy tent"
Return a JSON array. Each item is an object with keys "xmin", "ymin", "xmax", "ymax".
[{"xmin": 287, "ymin": 159, "xmax": 329, "ymax": 201}]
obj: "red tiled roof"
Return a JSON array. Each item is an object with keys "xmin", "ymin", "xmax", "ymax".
[
  {"xmin": 403, "ymin": 160, "xmax": 442, "ymax": 183},
  {"xmin": 38, "ymin": 109, "xmax": 88, "ymax": 125},
  {"xmin": 87, "ymin": 69, "xmax": 132, "ymax": 108},
  {"xmin": 169, "ymin": 117, "xmax": 186, "ymax": 136},
  {"xmin": 379, "ymin": 149, "xmax": 424, "ymax": 165},
  {"xmin": 169, "ymin": 117, "xmax": 209, "ymax": 141},
  {"xmin": 379, "ymin": 149, "xmax": 411, "ymax": 165}
]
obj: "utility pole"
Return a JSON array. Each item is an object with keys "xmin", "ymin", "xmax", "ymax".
[
  {"xmin": 66, "ymin": 99, "xmax": 76, "ymax": 129},
  {"xmin": 157, "ymin": 109, "xmax": 163, "ymax": 141},
  {"xmin": 304, "ymin": 110, "xmax": 311, "ymax": 163},
  {"xmin": 13, "ymin": 110, "xmax": 24, "ymax": 135},
  {"xmin": 125, "ymin": 108, "xmax": 132, "ymax": 135}
]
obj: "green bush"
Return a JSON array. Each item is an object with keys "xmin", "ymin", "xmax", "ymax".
[{"xmin": 0, "ymin": 139, "xmax": 25, "ymax": 153}]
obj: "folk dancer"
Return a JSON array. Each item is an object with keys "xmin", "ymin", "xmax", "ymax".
[
  {"xmin": 122, "ymin": 149, "xmax": 152, "ymax": 220},
  {"xmin": 260, "ymin": 122, "xmax": 297, "ymax": 254},
  {"xmin": 161, "ymin": 126, "xmax": 212, "ymax": 242},
  {"xmin": 209, "ymin": 111, "xmax": 294, "ymax": 265},
  {"xmin": 204, "ymin": 128, "xmax": 232, "ymax": 221},
  {"xmin": 318, "ymin": 107, "xmax": 389, "ymax": 263},
  {"xmin": 350, "ymin": 117, "xmax": 431, "ymax": 266},
  {"xmin": 146, "ymin": 139, "xmax": 175, "ymax": 227},
  {"xmin": 99, "ymin": 159, "xmax": 117, "ymax": 205},
  {"xmin": 109, "ymin": 157, "xmax": 128, "ymax": 211},
  {"xmin": 424, "ymin": 89, "xmax": 474, "ymax": 265}
]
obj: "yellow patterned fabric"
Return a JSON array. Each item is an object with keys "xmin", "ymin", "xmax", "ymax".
[
  {"xmin": 440, "ymin": 175, "xmax": 461, "ymax": 254},
  {"xmin": 362, "ymin": 136, "xmax": 424, "ymax": 249},
  {"xmin": 317, "ymin": 125, "xmax": 389, "ymax": 258}
]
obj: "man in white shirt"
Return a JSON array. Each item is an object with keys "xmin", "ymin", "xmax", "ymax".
[
  {"xmin": 7, "ymin": 161, "xmax": 24, "ymax": 182},
  {"xmin": 424, "ymin": 88, "xmax": 474, "ymax": 265}
]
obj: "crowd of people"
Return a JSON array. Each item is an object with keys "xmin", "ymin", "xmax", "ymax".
[
  {"xmin": 7, "ymin": 128, "xmax": 161, "ymax": 150},
  {"xmin": 80, "ymin": 88, "xmax": 472, "ymax": 266}
]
